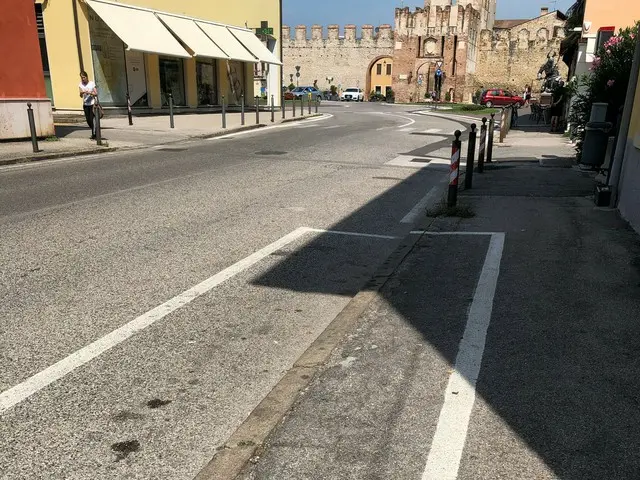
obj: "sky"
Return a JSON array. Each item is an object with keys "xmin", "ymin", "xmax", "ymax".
[{"xmin": 282, "ymin": 0, "xmax": 576, "ymax": 28}]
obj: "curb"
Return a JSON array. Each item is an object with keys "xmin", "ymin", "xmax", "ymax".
[
  {"xmin": 0, "ymin": 119, "xmax": 326, "ymax": 167},
  {"xmin": 193, "ymin": 182, "xmax": 446, "ymax": 480}
]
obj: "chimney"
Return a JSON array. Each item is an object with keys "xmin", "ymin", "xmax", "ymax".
[{"xmin": 540, "ymin": 6, "xmax": 549, "ymax": 15}]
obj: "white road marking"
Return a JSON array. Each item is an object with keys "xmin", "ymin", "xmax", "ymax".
[
  {"xmin": 423, "ymin": 128, "xmax": 443, "ymax": 134},
  {"xmin": 322, "ymin": 125, "xmax": 341, "ymax": 129},
  {"xmin": 212, "ymin": 114, "xmax": 333, "ymax": 140},
  {"xmin": 399, "ymin": 127, "xmax": 416, "ymax": 132},
  {"xmin": 400, "ymin": 180, "xmax": 447, "ymax": 224},
  {"xmin": 0, "ymin": 226, "xmax": 396, "ymax": 415},
  {"xmin": 411, "ymin": 231, "xmax": 501, "ymax": 236},
  {"xmin": 421, "ymin": 232, "xmax": 506, "ymax": 480},
  {"xmin": 386, "ymin": 154, "xmax": 449, "ymax": 169}
]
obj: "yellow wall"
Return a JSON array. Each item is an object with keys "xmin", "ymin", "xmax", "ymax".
[
  {"xmin": 584, "ymin": 0, "xmax": 640, "ymax": 35},
  {"xmin": 370, "ymin": 57, "xmax": 393, "ymax": 93},
  {"xmin": 41, "ymin": 0, "xmax": 280, "ymax": 110}
]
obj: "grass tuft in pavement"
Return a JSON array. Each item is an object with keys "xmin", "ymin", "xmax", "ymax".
[{"xmin": 426, "ymin": 199, "xmax": 475, "ymax": 218}]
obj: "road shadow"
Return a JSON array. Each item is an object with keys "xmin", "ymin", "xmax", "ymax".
[{"xmin": 249, "ymin": 157, "xmax": 640, "ymax": 479}]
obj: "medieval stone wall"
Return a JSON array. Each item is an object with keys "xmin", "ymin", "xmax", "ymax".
[
  {"xmin": 282, "ymin": 25, "xmax": 394, "ymax": 93},
  {"xmin": 470, "ymin": 13, "xmax": 568, "ymax": 94}
]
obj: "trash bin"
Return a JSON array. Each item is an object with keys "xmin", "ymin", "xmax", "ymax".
[{"xmin": 580, "ymin": 121, "xmax": 612, "ymax": 166}]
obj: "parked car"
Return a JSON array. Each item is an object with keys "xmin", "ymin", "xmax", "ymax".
[
  {"xmin": 340, "ymin": 88, "xmax": 364, "ymax": 102},
  {"xmin": 480, "ymin": 89, "xmax": 525, "ymax": 108},
  {"xmin": 284, "ymin": 91, "xmax": 295, "ymax": 100},
  {"xmin": 289, "ymin": 86, "xmax": 323, "ymax": 100}
]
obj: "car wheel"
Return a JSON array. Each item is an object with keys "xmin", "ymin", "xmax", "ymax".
[{"xmin": 485, "ymin": 101, "xmax": 493, "ymax": 108}]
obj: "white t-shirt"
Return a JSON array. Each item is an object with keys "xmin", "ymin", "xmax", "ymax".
[{"xmin": 79, "ymin": 81, "xmax": 96, "ymax": 106}]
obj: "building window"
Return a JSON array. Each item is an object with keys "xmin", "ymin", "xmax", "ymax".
[
  {"xmin": 386, "ymin": 63, "xmax": 392, "ymax": 75},
  {"xmin": 196, "ymin": 59, "xmax": 218, "ymax": 106},
  {"xmin": 35, "ymin": 4, "xmax": 53, "ymax": 105},
  {"xmin": 159, "ymin": 57, "xmax": 186, "ymax": 106},
  {"xmin": 375, "ymin": 86, "xmax": 382, "ymax": 94},
  {"xmin": 377, "ymin": 64, "xmax": 382, "ymax": 75}
]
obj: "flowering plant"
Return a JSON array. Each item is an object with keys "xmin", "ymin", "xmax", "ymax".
[{"xmin": 569, "ymin": 22, "xmax": 639, "ymax": 159}]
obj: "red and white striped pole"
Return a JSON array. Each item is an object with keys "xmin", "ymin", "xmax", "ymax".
[{"xmin": 448, "ymin": 130, "xmax": 462, "ymax": 207}]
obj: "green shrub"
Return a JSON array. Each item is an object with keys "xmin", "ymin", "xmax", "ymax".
[{"xmin": 460, "ymin": 104, "xmax": 486, "ymax": 111}]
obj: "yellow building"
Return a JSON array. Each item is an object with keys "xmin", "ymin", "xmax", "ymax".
[
  {"xmin": 38, "ymin": 0, "xmax": 282, "ymax": 112},
  {"xmin": 367, "ymin": 56, "xmax": 393, "ymax": 99}
]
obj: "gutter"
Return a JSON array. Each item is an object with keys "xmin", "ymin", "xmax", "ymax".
[{"xmin": 608, "ymin": 34, "xmax": 640, "ymax": 206}]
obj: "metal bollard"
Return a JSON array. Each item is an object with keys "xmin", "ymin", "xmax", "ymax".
[
  {"xmin": 241, "ymin": 94, "xmax": 245, "ymax": 126},
  {"xmin": 448, "ymin": 130, "xmax": 462, "ymax": 207},
  {"xmin": 169, "ymin": 93, "xmax": 175, "ymax": 129},
  {"xmin": 477, "ymin": 117, "xmax": 487, "ymax": 173},
  {"xmin": 464, "ymin": 124, "xmax": 477, "ymax": 190},
  {"xmin": 308, "ymin": 95, "xmax": 311, "ymax": 114},
  {"xmin": 486, "ymin": 113, "xmax": 495, "ymax": 163},
  {"xmin": 293, "ymin": 97, "xmax": 296, "ymax": 117},
  {"xmin": 271, "ymin": 95, "xmax": 275, "ymax": 123},
  {"xmin": 93, "ymin": 102, "xmax": 102, "ymax": 146},
  {"xmin": 126, "ymin": 93, "xmax": 133, "ymax": 125},
  {"xmin": 221, "ymin": 96, "xmax": 227, "ymax": 129},
  {"xmin": 281, "ymin": 96, "xmax": 286, "ymax": 119},
  {"xmin": 26, "ymin": 102, "xmax": 40, "ymax": 153},
  {"xmin": 300, "ymin": 96, "xmax": 304, "ymax": 116},
  {"xmin": 255, "ymin": 96, "xmax": 260, "ymax": 124},
  {"xmin": 315, "ymin": 97, "xmax": 319, "ymax": 113}
]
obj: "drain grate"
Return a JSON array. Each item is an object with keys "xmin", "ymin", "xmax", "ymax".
[{"xmin": 255, "ymin": 151, "xmax": 288, "ymax": 156}]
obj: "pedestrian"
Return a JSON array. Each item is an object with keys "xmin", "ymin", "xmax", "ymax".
[
  {"xmin": 523, "ymin": 85, "xmax": 532, "ymax": 106},
  {"xmin": 79, "ymin": 71, "xmax": 98, "ymax": 139}
]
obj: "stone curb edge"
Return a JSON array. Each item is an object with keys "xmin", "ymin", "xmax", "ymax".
[
  {"xmin": 192, "ymin": 184, "xmax": 447, "ymax": 480},
  {"xmin": 0, "ymin": 115, "xmax": 325, "ymax": 167}
]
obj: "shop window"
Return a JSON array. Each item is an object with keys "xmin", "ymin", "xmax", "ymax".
[
  {"xmin": 89, "ymin": 11, "xmax": 128, "ymax": 106},
  {"xmin": 224, "ymin": 60, "xmax": 245, "ymax": 105},
  {"xmin": 197, "ymin": 60, "xmax": 218, "ymax": 106},
  {"xmin": 159, "ymin": 57, "xmax": 186, "ymax": 106}
]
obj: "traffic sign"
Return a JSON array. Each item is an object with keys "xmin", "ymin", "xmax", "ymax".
[{"xmin": 436, "ymin": 60, "xmax": 443, "ymax": 68}]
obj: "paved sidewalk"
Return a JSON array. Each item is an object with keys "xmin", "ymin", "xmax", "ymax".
[
  {"xmin": 0, "ymin": 110, "xmax": 320, "ymax": 165},
  {"xmin": 228, "ymin": 130, "xmax": 640, "ymax": 479}
]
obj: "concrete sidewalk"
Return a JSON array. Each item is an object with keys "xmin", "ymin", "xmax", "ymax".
[
  {"xmin": 209, "ymin": 129, "xmax": 640, "ymax": 479},
  {"xmin": 0, "ymin": 109, "xmax": 320, "ymax": 166}
]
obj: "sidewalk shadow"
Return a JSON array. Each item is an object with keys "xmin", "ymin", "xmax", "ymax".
[
  {"xmin": 55, "ymin": 125, "xmax": 113, "ymax": 138},
  {"xmin": 248, "ymin": 160, "xmax": 640, "ymax": 479}
]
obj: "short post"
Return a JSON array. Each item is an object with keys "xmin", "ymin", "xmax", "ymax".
[
  {"xmin": 255, "ymin": 96, "xmax": 260, "ymax": 124},
  {"xmin": 477, "ymin": 117, "xmax": 487, "ymax": 173},
  {"xmin": 464, "ymin": 124, "xmax": 477, "ymax": 190},
  {"xmin": 300, "ymin": 96, "xmax": 304, "ymax": 116},
  {"xmin": 26, "ymin": 102, "xmax": 40, "ymax": 153},
  {"xmin": 221, "ymin": 95, "xmax": 227, "ymax": 129},
  {"xmin": 308, "ymin": 95, "xmax": 311, "ymax": 114},
  {"xmin": 169, "ymin": 93, "xmax": 175, "ymax": 129},
  {"xmin": 486, "ymin": 113, "xmax": 495, "ymax": 163},
  {"xmin": 448, "ymin": 130, "xmax": 462, "ymax": 207},
  {"xmin": 126, "ymin": 93, "xmax": 133, "ymax": 125},
  {"xmin": 271, "ymin": 94, "xmax": 275, "ymax": 123},
  {"xmin": 93, "ymin": 102, "xmax": 102, "ymax": 146},
  {"xmin": 241, "ymin": 94, "xmax": 245, "ymax": 126},
  {"xmin": 315, "ymin": 97, "xmax": 319, "ymax": 113},
  {"xmin": 281, "ymin": 96, "xmax": 286, "ymax": 119},
  {"xmin": 293, "ymin": 97, "xmax": 296, "ymax": 117}
]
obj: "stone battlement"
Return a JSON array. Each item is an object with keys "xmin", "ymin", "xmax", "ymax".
[{"xmin": 282, "ymin": 24, "xmax": 393, "ymax": 44}]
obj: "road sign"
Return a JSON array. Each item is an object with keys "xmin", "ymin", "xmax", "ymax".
[{"xmin": 436, "ymin": 60, "xmax": 443, "ymax": 68}]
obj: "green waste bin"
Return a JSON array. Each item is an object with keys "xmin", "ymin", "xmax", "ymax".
[{"xmin": 580, "ymin": 121, "xmax": 612, "ymax": 166}]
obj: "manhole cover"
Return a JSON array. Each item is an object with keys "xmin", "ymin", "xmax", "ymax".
[
  {"xmin": 255, "ymin": 151, "xmax": 287, "ymax": 156},
  {"xmin": 410, "ymin": 158, "xmax": 431, "ymax": 163}
]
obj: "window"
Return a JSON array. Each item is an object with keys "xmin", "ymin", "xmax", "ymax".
[
  {"xmin": 375, "ymin": 86, "xmax": 382, "ymax": 94},
  {"xmin": 159, "ymin": 57, "xmax": 186, "ymax": 106},
  {"xmin": 386, "ymin": 63, "xmax": 392, "ymax": 75},
  {"xmin": 196, "ymin": 59, "xmax": 218, "ymax": 106},
  {"xmin": 377, "ymin": 64, "xmax": 382, "ymax": 75}
]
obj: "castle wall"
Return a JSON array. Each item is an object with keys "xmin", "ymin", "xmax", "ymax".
[
  {"xmin": 470, "ymin": 13, "xmax": 568, "ymax": 94},
  {"xmin": 282, "ymin": 24, "xmax": 394, "ymax": 93}
]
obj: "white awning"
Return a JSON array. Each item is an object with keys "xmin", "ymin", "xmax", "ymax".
[
  {"xmin": 86, "ymin": 0, "xmax": 190, "ymax": 58},
  {"xmin": 157, "ymin": 14, "xmax": 229, "ymax": 60},
  {"xmin": 196, "ymin": 22, "xmax": 257, "ymax": 63},
  {"xmin": 228, "ymin": 28, "xmax": 282, "ymax": 65}
]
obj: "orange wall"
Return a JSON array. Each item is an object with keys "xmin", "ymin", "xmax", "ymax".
[
  {"xmin": 0, "ymin": 0, "xmax": 47, "ymax": 98},
  {"xmin": 584, "ymin": 0, "xmax": 640, "ymax": 34}
]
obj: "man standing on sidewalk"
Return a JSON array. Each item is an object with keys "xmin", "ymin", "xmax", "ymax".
[{"xmin": 78, "ymin": 71, "xmax": 97, "ymax": 140}]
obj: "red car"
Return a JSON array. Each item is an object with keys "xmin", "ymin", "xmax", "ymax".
[{"xmin": 480, "ymin": 89, "xmax": 525, "ymax": 108}]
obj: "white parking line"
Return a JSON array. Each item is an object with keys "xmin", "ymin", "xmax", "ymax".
[
  {"xmin": 421, "ymin": 232, "xmax": 505, "ymax": 480},
  {"xmin": 400, "ymin": 179, "xmax": 447, "ymax": 224},
  {"xmin": 0, "ymin": 226, "xmax": 395, "ymax": 415}
]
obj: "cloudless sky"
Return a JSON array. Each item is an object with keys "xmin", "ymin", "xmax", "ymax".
[{"xmin": 282, "ymin": 0, "xmax": 576, "ymax": 28}]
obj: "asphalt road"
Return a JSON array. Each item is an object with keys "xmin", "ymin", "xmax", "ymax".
[{"xmin": 0, "ymin": 102, "xmax": 466, "ymax": 479}]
